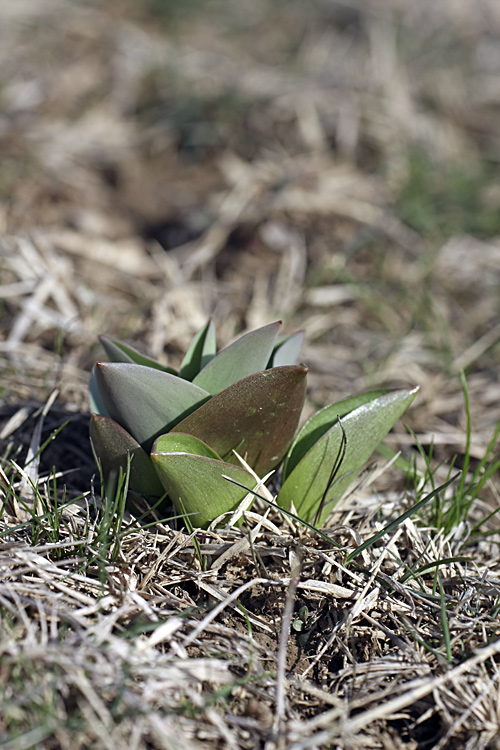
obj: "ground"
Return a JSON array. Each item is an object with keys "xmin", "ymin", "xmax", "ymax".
[{"xmin": 2, "ymin": 1, "xmax": 500, "ymax": 748}]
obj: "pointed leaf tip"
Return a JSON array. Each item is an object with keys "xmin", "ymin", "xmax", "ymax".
[
  {"xmin": 93, "ymin": 362, "xmax": 210, "ymax": 451},
  {"xmin": 89, "ymin": 366, "xmax": 109, "ymax": 416},
  {"xmin": 90, "ymin": 414, "xmax": 164, "ymax": 496},
  {"xmin": 282, "ymin": 388, "xmax": 395, "ymax": 481},
  {"xmin": 278, "ymin": 385, "xmax": 419, "ymax": 525},
  {"xmin": 269, "ymin": 330, "xmax": 305, "ymax": 367},
  {"xmin": 192, "ymin": 321, "xmax": 283, "ymax": 394},
  {"xmin": 173, "ymin": 365, "xmax": 307, "ymax": 476},
  {"xmin": 99, "ymin": 335, "xmax": 177, "ymax": 374},
  {"xmin": 179, "ymin": 319, "xmax": 217, "ymax": 380}
]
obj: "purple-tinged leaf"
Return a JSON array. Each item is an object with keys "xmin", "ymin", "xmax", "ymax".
[
  {"xmin": 90, "ymin": 414, "xmax": 164, "ymax": 496},
  {"xmin": 192, "ymin": 321, "xmax": 282, "ymax": 394},
  {"xmin": 173, "ymin": 365, "xmax": 307, "ymax": 476}
]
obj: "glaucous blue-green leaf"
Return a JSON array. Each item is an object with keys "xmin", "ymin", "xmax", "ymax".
[
  {"xmin": 192, "ymin": 321, "xmax": 282, "ymax": 395},
  {"xmin": 99, "ymin": 335, "xmax": 177, "ymax": 374},
  {"xmin": 89, "ymin": 369, "xmax": 110, "ymax": 416},
  {"xmin": 93, "ymin": 363, "xmax": 210, "ymax": 451},
  {"xmin": 179, "ymin": 318, "xmax": 216, "ymax": 380},
  {"xmin": 282, "ymin": 389, "xmax": 393, "ymax": 482},
  {"xmin": 269, "ymin": 330, "xmax": 305, "ymax": 367},
  {"xmin": 90, "ymin": 414, "xmax": 164, "ymax": 496},
  {"xmin": 172, "ymin": 365, "xmax": 307, "ymax": 476},
  {"xmin": 278, "ymin": 386, "xmax": 419, "ymax": 526},
  {"xmin": 151, "ymin": 432, "xmax": 258, "ymax": 528}
]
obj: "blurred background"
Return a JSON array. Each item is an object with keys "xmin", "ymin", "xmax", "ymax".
[{"xmin": 1, "ymin": 0, "xmax": 500, "ymax": 475}]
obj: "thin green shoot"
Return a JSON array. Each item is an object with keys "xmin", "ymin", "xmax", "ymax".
[
  {"xmin": 50, "ymin": 468, "xmax": 61, "ymax": 545},
  {"xmin": 177, "ymin": 494, "xmax": 206, "ymax": 571},
  {"xmin": 240, "ymin": 518, "xmax": 270, "ymax": 579},
  {"xmin": 442, "ymin": 413, "xmax": 500, "ymax": 535},
  {"xmin": 403, "ymin": 426, "xmax": 458, "ymax": 532},
  {"xmin": 394, "ymin": 529, "xmax": 442, "ymax": 590},
  {"xmin": 398, "ymin": 614, "xmax": 450, "ymax": 666},
  {"xmin": 23, "ymin": 420, "xmax": 70, "ymax": 468},
  {"xmin": 441, "ymin": 377, "xmax": 500, "ymax": 535},
  {"xmin": 344, "ymin": 474, "xmax": 460, "ymax": 564},
  {"xmin": 120, "ymin": 506, "xmax": 188, "ymax": 533},
  {"xmin": 0, "ymin": 466, "xmax": 87, "ymax": 551},
  {"xmin": 465, "ymin": 422, "xmax": 500, "ymax": 537},
  {"xmin": 224, "ymin": 473, "xmax": 460, "ymax": 570},
  {"xmin": 375, "ymin": 442, "xmax": 415, "ymax": 476},
  {"xmin": 399, "ymin": 556, "xmax": 472, "ymax": 585},
  {"xmin": 406, "ymin": 426, "xmax": 437, "ymax": 496},
  {"xmin": 403, "ymin": 426, "xmax": 461, "ymax": 531},
  {"xmin": 469, "ymin": 508, "xmax": 500, "ymax": 541},
  {"xmin": 222, "ymin": 475, "xmax": 346, "ymax": 550},
  {"xmin": 0, "ymin": 488, "xmax": 87, "ymax": 540},
  {"xmin": 437, "ymin": 573, "xmax": 453, "ymax": 663},
  {"xmin": 455, "ymin": 370, "xmax": 471, "ymax": 503},
  {"xmin": 406, "ymin": 374, "xmax": 500, "ymax": 536},
  {"xmin": 236, "ymin": 602, "xmax": 254, "ymax": 674},
  {"xmin": 87, "ymin": 462, "xmax": 130, "ymax": 579},
  {"xmin": 490, "ymin": 598, "xmax": 500, "ymax": 621},
  {"xmin": 383, "ymin": 538, "xmax": 471, "ymax": 596},
  {"xmin": 439, "ymin": 370, "xmax": 472, "ymax": 532}
]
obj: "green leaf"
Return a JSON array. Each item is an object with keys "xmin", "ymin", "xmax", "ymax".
[
  {"xmin": 151, "ymin": 433, "xmax": 258, "ymax": 528},
  {"xmin": 269, "ymin": 330, "xmax": 305, "ymax": 367},
  {"xmin": 172, "ymin": 365, "xmax": 307, "ymax": 476},
  {"xmin": 179, "ymin": 319, "xmax": 216, "ymax": 380},
  {"xmin": 89, "ymin": 369, "xmax": 110, "ymax": 416},
  {"xmin": 90, "ymin": 415, "xmax": 164, "ymax": 496},
  {"xmin": 192, "ymin": 321, "xmax": 282, "ymax": 394},
  {"xmin": 154, "ymin": 431, "xmax": 220, "ymax": 460},
  {"xmin": 278, "ymin": 386, "xmax": 419, "ymax": 525},
  {"xmin": 282, "ymin": 389, "xmax": 393, "ymax": 481},
  {"xmin": 99, "ymin": 335, "xmax": 177, "ymax": 374},
  {"xmin": 93, "ymin": 363, "xmax": 211, "ymax": 451}
]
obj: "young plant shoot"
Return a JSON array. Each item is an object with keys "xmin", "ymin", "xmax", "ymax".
[{"xmin": 89, "ymin": 320, "xmax": 418, "ymax": 528}]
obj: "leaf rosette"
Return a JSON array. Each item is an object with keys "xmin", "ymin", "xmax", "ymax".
[
  {"xmin": 89, "ymin": 320, "xmax": 418, "ymax": 528},
  {"xmin": 90, "ymin": 321, "xmax": 307, "ymax": 525}
]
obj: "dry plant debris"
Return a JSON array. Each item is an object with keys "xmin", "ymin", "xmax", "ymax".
[{"xmin": 1, "ymin": 0, "xmax": 500, "ymax": 748}]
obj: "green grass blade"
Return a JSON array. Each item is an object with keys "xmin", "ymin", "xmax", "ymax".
[
  {"xmin": 438, "ymin": 574, "xmax": 452, "ymax": 663},
  {"xmin": 399, "ymin": 556, "xmax": 472, "ymax": 585},
  {"xmin": 222, "ymin": 475, "xmax": 345, "ymax": 550},
  {"xmin": 344, "ymin": 474, "xmax": 460, "ymax": 564}
]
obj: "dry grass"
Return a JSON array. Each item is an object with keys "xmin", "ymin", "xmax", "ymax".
[{"xmin": 2, "ymin": 0, "xmax": 500, "ymax": 747}]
